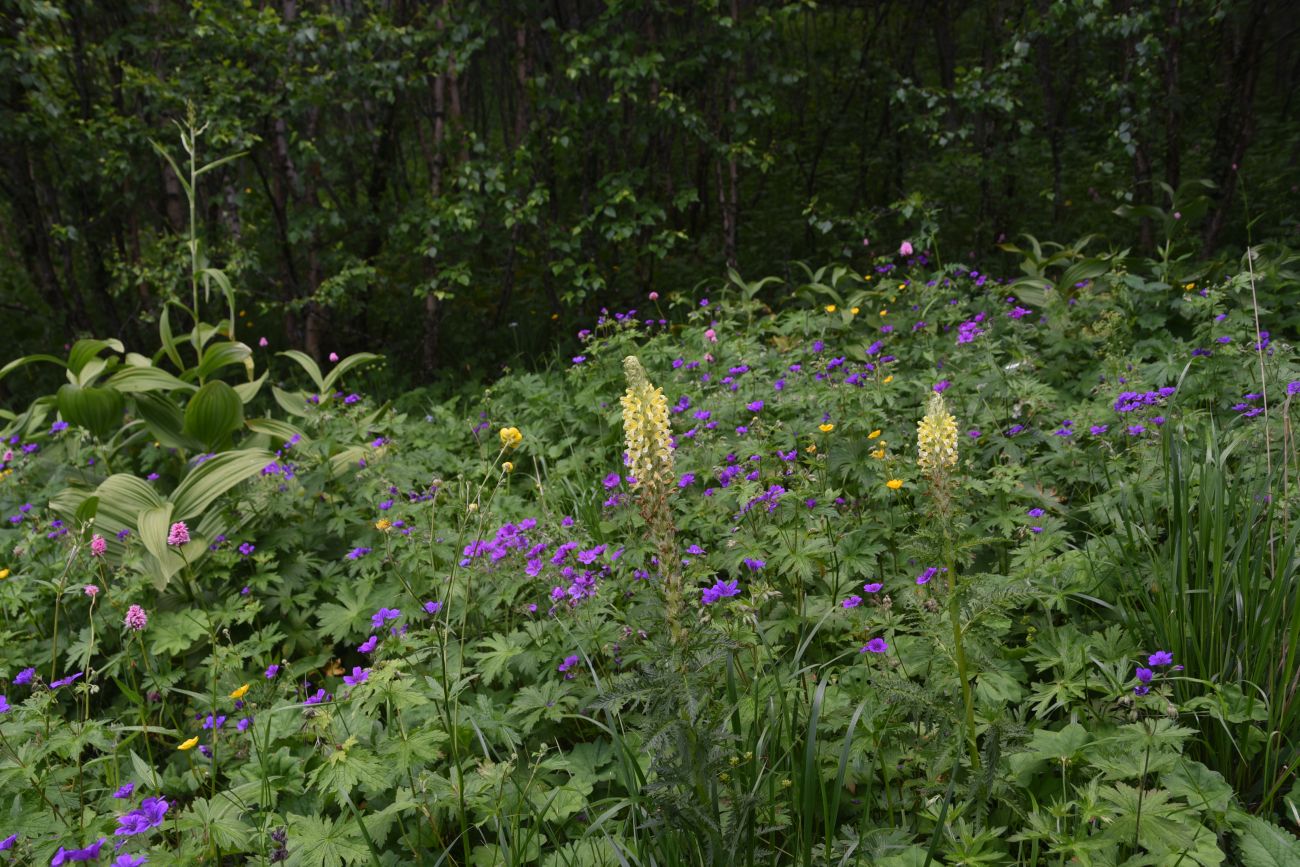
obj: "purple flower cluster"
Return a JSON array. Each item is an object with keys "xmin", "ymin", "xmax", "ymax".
[{"xmin": 1113, "ymin": 387, "xmax": 1175, "ymax": 414}]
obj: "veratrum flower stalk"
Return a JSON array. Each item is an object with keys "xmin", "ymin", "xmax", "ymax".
[
  {"xmin": 620, "ymin": 356, "xmax": 684, "ymax": 643},
  {"xmin": 916, "ymin": 392, "xmax": 958, "ymax": 474}
]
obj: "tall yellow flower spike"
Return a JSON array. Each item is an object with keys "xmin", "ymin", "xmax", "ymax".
[
  {"xmin": 916, "ymin": 392, "xmax": 958, "ymax": 473},
  {"xmin": 620, "ymin": 357, "xmax": 674, "ymax": 497}
]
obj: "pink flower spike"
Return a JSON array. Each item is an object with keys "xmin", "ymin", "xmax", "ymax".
[
  {"xmin": 328, "ymin": 352, "xmax": 340, "ymax": 362},
  {"xmin": 166, "ymin": 522, "xmax": 190, "ymax": 546},
  {"xmin": 89, "ymin": 534, "xmax": 107, "ymax": 557},
  {"xmin": 649, "ymin": 291, "xmax": 659, "ymax": 300},
  {"xmin": 84, "ymin": 584, "xmax": 99, "ymax": 597},
  {"xmin": 899, "ymin": 241, "xmax": 914, "ymax": 256},
  {"xmin": 124, "ymin": 604, "xmax": 148, "ymax": 632}
]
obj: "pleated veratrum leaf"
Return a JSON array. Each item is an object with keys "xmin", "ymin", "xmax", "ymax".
[
  {"xmin": 321, "ymin": 352, "xmax": 382, "ymax": 393},
  {"xmin": 134, "ymin": 391, "xmax": 201, "ymax": 451},
  {"xmin": 106, "ymin": 366, "xmax": 195, "ymax": 394},
  {"xmin": 183, "ymin": 380, "xmax": 244, "ymax": 449},
  {"xmin": 196, "ymin": 341, "xmax": 252, "ymax": 381},
  {"xmin": 138, "ymin": 503, "xmax": 184, "ymax": 580},
  {"xmin": 279, "ymin": 350, "xmax": 325, "ymax": 392},
  {"xmin": 170, "ymin": 448, "xmax": 275, "ymax": 521},
  {"xmin": 56, "ymin": 383, "xmax": 125, "ymax": 439}
]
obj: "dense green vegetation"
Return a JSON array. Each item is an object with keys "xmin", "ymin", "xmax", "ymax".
[
  {"xmin": 2, "ymin": 0, "xmax": 1298, "ymax": 390},
  {"xmin": 4, "ymin": 2, "xmax": 1300, "ymax": 865}
]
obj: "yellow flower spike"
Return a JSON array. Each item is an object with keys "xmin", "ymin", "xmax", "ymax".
[
  {"xmin": 502, "ymin": 461, "xmax": 514, "ymax": 473},
  {"xmin": 917, "ymin": 392, "xmax": 959, "ymax": 473},
  {"xmin": 375, "ymin": 519, "xmax": 392, "ymax": 531},
  {"xmin": 620, "ymin": 357, "xmax": 675, "ymax": 496},
  {"xmin": 819, "ymin": 423, "xmax": 834, "ymax": 433},
  {"xmin": 868, "ymin": 429, "xmax": 882, "ymax": 439},
  {"xmin": 498, "ymin": 427, "xmax": 523, "ymax": 450},
  {"xmin": 178, "ymin": 737, "xmax": 199, "ymax": 751},
  {"xmin": 229, "ymin": 683, "xmax": 250, "ymax": 700},
  {"xmin": 825, "ymin": 304, "xmax": 837, "ymax": 313},
  {"xmin": 886, "ymin": 479, "xmax": 904, "ymax": 490}
]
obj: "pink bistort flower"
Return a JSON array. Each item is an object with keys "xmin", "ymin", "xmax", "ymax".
[
  {"xmin": 90, "ymin": 534, "xmax": 107, "ymax": 557},
  {"xmin": 84, "ymin": 584, "xmax": 99, "ymax": 598},
  {"xmin": 899, "ymin": 240, "xmax": 914, "ymax": 256},
  {"xmin": 166, "ymin": 522, "xmax": 190, "ymax": 546},
  {"xmin": 124, "ymin": 604, "xmax": 148, "ymax": 631}
]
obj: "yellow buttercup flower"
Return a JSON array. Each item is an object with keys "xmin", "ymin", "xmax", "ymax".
[
  {"xmin": 825, "ymin": 304, "xmax": 837, "ymax": 313},
  {"xmin": 502, "ymin": 461, "xmax": 514, "ymax": 473},
  {"xmin": 819, "ymin": 423, "xmax": 834, "ymax": 433},
  {"xmin": 886, "ymin": 479, "xmax": 903, "ymax": 490},
  {"xmin": 805, "ymin": 443, "xmax": 817, "ymax": 453},
  {"xmin": 499, "ymin": 427, "xmax": 523, "ymax": 450},
  {"xmin": 850, "ymin": 307, "xmax": 860, "ymax": 315},
  {"xmin": 879, "ymin": 309, "xmax": 888, "ymax": 316},
  {"xmin": 917, "ymin": 392, "xmax": 959, "ymax": 473},
  {"xmin": 178, "ymin": 737, "xmax": 199, "ymax": 751},
  {"xmin": 375, "ymin": 519, "xmax": 392, "ymax": 531},
  {"xmin": 229, "ymin": 683, "xmax": 250, "ymax": 700},
  {"xmin": 868, "ymin": 429, "xmax": 882, "ymax": 439},
  {"xmin": 870, "ymin": 447, "xmax": 887, "ymax": 460},
  {"xmin": 883, "ymin": 375, "xmax": 893, "ymax": 384}
]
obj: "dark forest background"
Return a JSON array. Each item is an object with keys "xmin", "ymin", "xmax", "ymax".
[{"xmin": 2, "ymin": 0, "xmax": 1298, "ymax": 395}]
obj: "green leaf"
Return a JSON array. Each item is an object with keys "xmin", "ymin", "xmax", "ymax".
[
  {"xmin": 279, "ymin": 350, "xmax": 325, "ymax": 392},
  {"xmin": 56, "ymin": 383, "xmax": 124, "ymax": 439},
  {"xmin": 1234, "ymin": 815, "xmax": 1300, "ymax": 867},
  {"xmin": 273, "ymin": 385, "xmax": 312, "ymax": 418},
  {"xmin": 245, "ymin": 418, "xmax": 309, "ymax": 444},
  {"xmin": 321, "ymin": 352, "xmax": 383, "ymax": 393},
  {"xmin": 130, "ymin": 750, "xmax": 163, "ymax": 790},
  {"xmin": 137, "ymin": 503, "xmax": 187, "ymax": 586},
  {"xmin": 158, "ymin": 303, "xmax": 185, "ymax": 370},
  {"xmin": 1025, "ymin": 722, "xmax": 1092, "ymax": 762},
  {"xmin": 183, "ymin": 381, "xmax": 245, "ymax": 449},
  {"xmin": 196, "ymin": 341, "xmax": 252, "ymax": 381},
  {"xmin": 286, "ymin": 813, "xmax": 370, "ymax": 867},
  {"xmin": 179, "ymin": 791, "xmax": 256, "ymax": 851},
  {"xmin": 471, "ymin": 633, "xmax": 525, "ymax": 686},
  {"xmin": 133, "ymin": 390, "xmax": 199, "ymax": 451},
  {"xmin": 106, "ymin": 366, "xmax": 195, "ymax": 394},
  {"xmin": 170, "ymin": 448, "xmax": 275, "ymax": 520},
  {"xmin": 233, "ymin": 371, "xmax": 268, "ymax": 404},
  {"xmin": 0, "ymin": 352, "xmax": 67, "ymax": 383},
  {"xmin": 66, "ymin": 338, "xmax": 123, "ymax": 376},
  {"xmin": 149, "ymin": 609, "xmax": 210, "ymax": 656}
]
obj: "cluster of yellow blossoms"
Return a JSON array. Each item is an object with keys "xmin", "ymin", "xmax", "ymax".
[
  {"xmin": 620, "ymin": 356, "xmax": 674, "ymax": 496},
  {"xmin": 916, "ymin": 392, "xmax": 958, "ymax": 473}
]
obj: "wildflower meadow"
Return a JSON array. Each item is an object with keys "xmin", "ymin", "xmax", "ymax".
[{"xmin": 3, "ymin": 2, "xmax": 1300, "ymax": 865}]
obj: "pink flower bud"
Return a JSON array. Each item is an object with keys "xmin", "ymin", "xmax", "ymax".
[
  {"xmin": 328, "ymin": 352, "xmax": 340, "ymax": 362},
  {"xmin": 899, "ymin": 241, "xmax": 914, "ymax": 256},
  {"xmin": 258, "ymin": 337, "xmax": 269, "ymax": 347},
  {"xmin": 704, "ymin": 328, "xmax": 718, "ymax": 343},
  {"xmin": 648, "ymin": 291, "xmax": 659, "ymax": 301}
]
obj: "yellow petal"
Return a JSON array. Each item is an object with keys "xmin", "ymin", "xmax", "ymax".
[
  {"xmin": 178, "ymin": 736, "xmax": 199, "ymax": 751},
  {"xmin": 229, "ymin": 683, "xmax": 250, "ymax": 700},
  {"xmin": 868, "ymin": 429, "xmax": 882, "ymax": 439}
]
